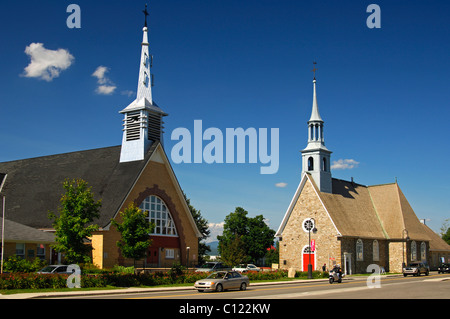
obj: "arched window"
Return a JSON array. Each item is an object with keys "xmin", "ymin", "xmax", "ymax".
[
  {"xmin": 411, "ymin": 241, "xmax": 417, "ymax": 261},
  {"xmin": 356, "ymin": 239, "xmax": 364, "ymax": 261},
  {"xmin": 308, "ymin": 157, "xmax": 314, "ymax": 171},
  {"xmin": 139, "ymin": 195, "xmax": 178, "ymax": 236},
  {"xmin": 322, "ymin": 157, "xmax": 327, "ymax": 172},
  {"xmin": 373, "ymin": 240, "xmax": 379, "ymax": 261},
  {"xmin": 420, "ymin": 242, "xmax": 427, "ymax": 261}
]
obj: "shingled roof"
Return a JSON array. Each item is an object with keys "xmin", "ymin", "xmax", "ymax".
[
  {"xmin": 0, "ymin": 217, "xmax": 55, "ymax": 243},
  {"xmin": 0, "ymin": 142, "xmax": 158, "ymax": 229},
  {"xmin": 277, "ymin": 173, "xmax": 434, "ymax": 242}
]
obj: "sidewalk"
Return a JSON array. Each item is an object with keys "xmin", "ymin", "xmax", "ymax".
[{"xmin": 0, "ymin": 274, "xmax": 403, "ymax": 299}]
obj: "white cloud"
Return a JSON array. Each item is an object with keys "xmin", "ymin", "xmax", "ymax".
[
  {"xmin": 121, "ymin": 90, "xmax": 135, "ymax": 97},
  {"xmin": 331, "ymin": 159, "xmax": 360, "ymax": 170},
  {"xmin": 275, "ymin": 182, "xmax": 288, "ymax": 188},
  {"xmin": 23, "ymin": 43, "xmax": 74, "ymax": 81},
  {"xmin": 206, "ymin": 222, "xmax": 224, "ymax": 243},
  {"xmin": 92, "ymin": 66, "xmax": 116, "ymax": 95},
  {"xmin": 96, "ymin": 85, "xmax": 117, "ymax": 95}
]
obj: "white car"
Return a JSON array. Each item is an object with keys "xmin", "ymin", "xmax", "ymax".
[{"xmin": 232, "ymin": 264, "xmax": 261, "ymax": 273}]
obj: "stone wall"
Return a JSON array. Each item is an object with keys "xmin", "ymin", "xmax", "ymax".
[{"xmin": 279, "ymin": 178, "xmax": 341, "ymax": 272}]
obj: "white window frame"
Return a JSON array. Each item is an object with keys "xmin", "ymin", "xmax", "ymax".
[
  {"xmin": 373, "ymin": 240, "xmax": 379, "ymax": 262},
  {"xmin": 420, "ymin": 242, "xmax": 426, "ymax": 261},
  {"xmin": 411, "ymin": 241, "xmax": 417, "ymax": 261},
  {"xmin": 302, "ymin": 218, "xmax": 315, "ymax": 233},
  {"xmin": 16, "ymin": 243, "xmax": 25, "ymax": 258},
  {"xmin": 165, "ymin": 248, "xmax": 175, "ymax": 259},
  {"xmin": 139, "ymin": 195, "xmax": 178, "ymax": 237},
  {"xmin": 37, "ymin": 244, "xmax": 45, "ymax": 260},
  {"xmin": 356, "ymin": 239, "xmax": 364, "ymax": 261}
]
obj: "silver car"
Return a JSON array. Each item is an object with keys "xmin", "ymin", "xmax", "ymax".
[
  {"xmin": 194, "ymin": 271, "xmax": 250, "ymax": 292},
  {"xmin": 37, "ymin": 265, "xmax": 74, "ymax": 274},
  {"xmin": 402, "ymin": 262, "xmax": 430, "ymax": 277}
]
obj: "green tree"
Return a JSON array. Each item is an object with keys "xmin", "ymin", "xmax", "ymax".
[
  {"xmin": 49, "ymin": 178, "xmax": 101, "ymax": 264},
  {"xmin": 111, "ymin": 203, "xmax": 154, "ymax": 266},
  {"xmin": 183, "ymin": 193, "xmax": 211, "ymax": 265},
  {"xmin": 247, "ymin": 215, "xmax": 276, "ymax": 261},
  {"xmin": 440, "ymin": 219, "xmax": 450, "ymax": 245},
  {"xmin": 218, "ymin": 207, "xmax": 275, "ymax": 264},
  {"xmin": 219, "ymin": 235, "xmax": 247, "ymax": 267}
]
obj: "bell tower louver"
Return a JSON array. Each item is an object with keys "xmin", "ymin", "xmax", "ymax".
[{"xmin": 120, "ymin": 5, "xmax": 167, "ymax": 163}]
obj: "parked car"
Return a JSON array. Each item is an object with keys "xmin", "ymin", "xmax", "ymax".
[
  {"xmin": 402, "ymin": 262, "xmax": 430, "ymax": 277},
  {"xmin": 37, "ymin": 265, "xmax": 74, "ymax": 274},
  {"xmin": 194, "ymin": 271, "xmax": 250, "ymax": 292},
  {"xmin": 233, "ymin": 264, "xmax": 261, "ymax": 273},
  {"xmin": 437, "ymin": 263, "xmax": 450, "ymax": 274},
  {"xmin": 195, "ymin": 262, "xmax": 232, "ymax": 272}
]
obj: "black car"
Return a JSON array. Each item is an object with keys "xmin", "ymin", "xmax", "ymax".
[{"xmin": 437, "ymin": 263, "xmax": 450, "ymax": 274}]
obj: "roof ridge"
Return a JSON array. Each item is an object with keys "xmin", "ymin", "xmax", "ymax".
[
  {"xmin": 367, "ymin": 187, "xmax": 390, "ymax": 239},
  {"xmin": 0, "ymin": 145, "xmax": 121, "ymax": 164}
]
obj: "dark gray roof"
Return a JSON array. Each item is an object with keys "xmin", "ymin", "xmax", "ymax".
[
  {"xmin": 0, "ymin": 143, "xmax": 158, "ymax": 229},
  {"xmin": 0, "ymin": 217, "xmax": 55, "ymax": 243}
]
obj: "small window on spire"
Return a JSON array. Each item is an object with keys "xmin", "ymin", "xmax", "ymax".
[
  {"xmin": 322, "ymin": 157, "xmax": 327, "ymax": 172},
  {"xmin": 308, "ymin": 157, "xmax": 314, "ymax": 171}
]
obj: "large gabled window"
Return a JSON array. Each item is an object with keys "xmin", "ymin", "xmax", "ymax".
[{"xmin": 139, "ymin": 195, "xmax": 178, "ymax": 236}]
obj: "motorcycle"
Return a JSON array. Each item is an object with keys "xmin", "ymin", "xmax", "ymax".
[{"xmin": 329, "ymin": 270, "xmax": 344, "ymax": 284}]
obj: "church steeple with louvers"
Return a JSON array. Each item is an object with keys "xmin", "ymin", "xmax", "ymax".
[
  {"xmin": 120, "ymin": 5, "xmax": 167, "ymax": 163},
  {"xmin": 301, "ymin": 63, "xmax": 332, "ymax": 193}
]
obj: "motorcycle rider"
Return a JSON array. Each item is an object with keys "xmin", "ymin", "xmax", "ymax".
[{"xmin": 332, "ymin": 264, "xmax": 342, "ymax": 279}]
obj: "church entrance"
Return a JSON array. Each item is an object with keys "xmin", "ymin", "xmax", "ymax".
[
  {"xmin": 302, "ymin": 246, "xmax": 315, "ymax": 271},
  {"xmin": 147, "ymin": 247, "xmax": 159, "ymax": 267}
]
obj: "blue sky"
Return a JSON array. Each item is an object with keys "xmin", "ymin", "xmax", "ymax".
[{"xmin": 0, "ymin": 0, "xmax": 449, "ymax": 238}]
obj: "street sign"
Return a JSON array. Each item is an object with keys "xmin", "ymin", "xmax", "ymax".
[{"xmin": 311, "ymin": 239, "xmax": 316, "ymax": 251}]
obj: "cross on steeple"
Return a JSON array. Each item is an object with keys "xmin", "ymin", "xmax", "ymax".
[
  {"xmin": 312, "ymin": 61, "xmax": 318, "ymax": 80},
  {"xmin": 143, "ymin": 4, "xmax": 149, "ymax": 27}
]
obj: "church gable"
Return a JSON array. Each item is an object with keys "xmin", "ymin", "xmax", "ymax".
[
  {"xmin": 114, "ymin": 143, "xmax": 201, "ymax": 239},
  {"xmin": 277, "ymin": 174, "xmax": 340, "ymax": 238}
]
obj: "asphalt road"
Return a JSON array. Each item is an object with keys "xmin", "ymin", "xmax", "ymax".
[{"xmin": 45, "ymin": 272, "xmax": 450, "ymax": 300}]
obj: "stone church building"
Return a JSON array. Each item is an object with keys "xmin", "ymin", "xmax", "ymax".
[
  {"xmin": 276, "ymin": 75, "xmax": 450, "ymax": 274},
  {"xmin": 0, "ymin": 13, "xmax": 201, "ymax": 269}
]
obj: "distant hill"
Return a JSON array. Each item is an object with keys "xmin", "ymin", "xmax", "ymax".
[{"xmin": 205, "ymin": 241, "xmax": 219, "ymax": 256}]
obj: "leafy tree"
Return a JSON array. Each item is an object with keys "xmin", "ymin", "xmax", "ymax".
[
  {"xmin": 219, "ymin": 235, "xmax": 247, "ymax": 267},
  {"xmin": 183, "ymin": 193, "xmax": 211, "ymax": 265},
  {"xmin": 440, "ymin": 219, "xmax": 450, "ymax": 245},
  {"xmin": 111, "ymin": 203, "xmax": 154, "ymax": 266},
  {"xmin": 49, "ymin": 178, "xmax": 101, "ymax": 264},
  {"xmin": 247, "ymin": 215, "xmax": 276, "ymax": 261},
  {"xmin": 218, "ymin": 207, "xmax": 275, "ymax": 264},
  {"xmin": 442, "ymin": 228, "xmax": 450, "ymax": 245}
]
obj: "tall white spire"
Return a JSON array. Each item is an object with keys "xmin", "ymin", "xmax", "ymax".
[
  {"xmin": 309, "ymin": 78, "xmax": 323, "ymax": 123},
  {"xmin": 119, "ymin": 5, "xmax": 167, "ymax": 163},
  {"xmin": 301, "ymin": 62, "xmax": 332, "ymax": 193},
  {"xmin": 136, "ymin": 16, "xmax": 152, "ymax": 103}
]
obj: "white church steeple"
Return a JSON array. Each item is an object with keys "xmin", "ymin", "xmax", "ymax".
[
  {"xmin": 120, "ymin": 5, "xmax": 167, "ymax": 163},
  {"xmin": 301, "ymin": 62, "xmax": 332, "ymax": 193}
]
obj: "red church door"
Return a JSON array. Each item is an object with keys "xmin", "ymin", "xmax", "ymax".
[
  {"xmin": 147, "ymin": 247, "xmax": 159, "ymax": 267},
  {"xmin": 302, "ymin": 246, "xmax": 315, "ymax": 271}
]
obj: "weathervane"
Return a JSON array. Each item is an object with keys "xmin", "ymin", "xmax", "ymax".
[
  {"xmin": 143, "ymin": 4, "xmax": 149, "ymax": 27},
  {"xmin": 312, "ymin": 61, "xmax": 318, "ymax": 80}
]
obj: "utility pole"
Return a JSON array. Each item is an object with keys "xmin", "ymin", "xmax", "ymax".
[{"xmin": 0, "ymin": 173, "xmax": 7, "ymax": 274}]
